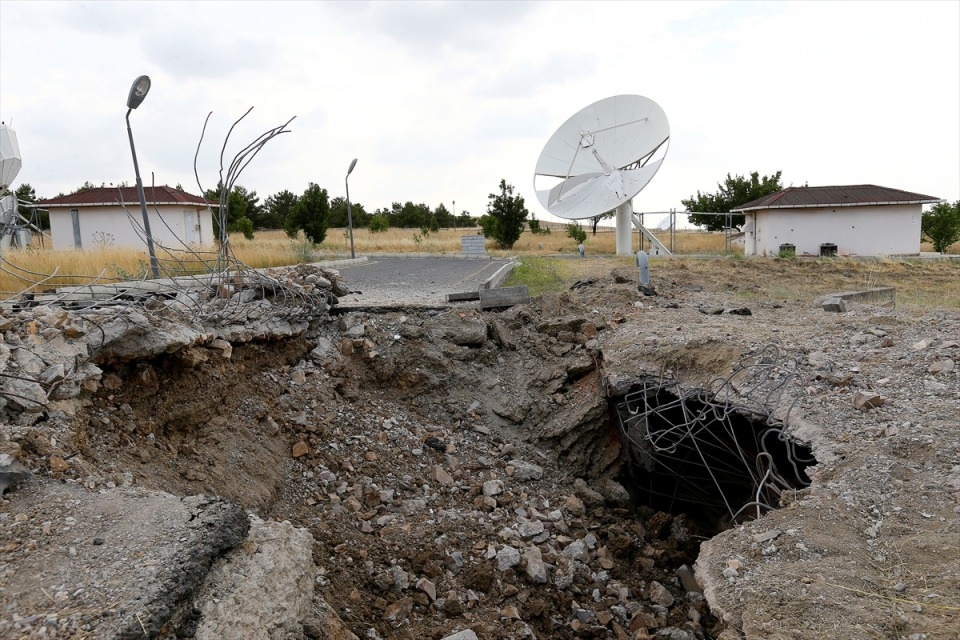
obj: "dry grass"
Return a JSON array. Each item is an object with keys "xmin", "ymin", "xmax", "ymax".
[
  {"xmin": 295, "ymin": 226, "xmax": 730, "ymax": 256},
  {"xmin": 2, "ymin": 228, "xmax": 957, "ymax": 309}
]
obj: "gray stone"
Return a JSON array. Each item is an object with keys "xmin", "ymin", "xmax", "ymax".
[
  {"xmin": 482, "ymin": 480, "xmax": 504, "ymax": 496},
  {"xmin": 562, "ymin": 539, "xmax": 588, "ymax": 562},
  {"xmin": 496, "ymin": 545, "xmax": 521, "ymax": 571},
  {"xmin": 853, "ymin": 390, "xmax": 886, "ymax": 411},
  {"xmin": 928, "ymin": 359, "xmax": 955, "ymax": 374},
  {"xmin": 425, "ymin": 312, "xmax": 488, "ymax": 346},
  {"xmin": 507, "ymin": 460, "xmax": 543, "ymax": 481},
  {"xmin": 415, "ymin": 577, "xmax": 436, "ymax": 601},
  {"xmin": 518, "ymin": 519, "xmax": 545, "ymax": 538},
  {"xmin": 552, "ymin": 556, "xmax": 576, "ymax": 589},
  {"xmin": 676, "ymin": 565, "xmax": 702, "ymax": 594},
  {"xmin": 391, "ymin": 566, "xmax": 409, "ymax": 591},
  {"xmin": 822, "ymin": 298, "xmax": 846, "ymax": 313},
  {"xmin": 523, "ymin": 546, "xmax": 548, "ymax": 584},
  {"xmin": 648, "ymin": 581, "xmax": 675, "ymax": 607}
]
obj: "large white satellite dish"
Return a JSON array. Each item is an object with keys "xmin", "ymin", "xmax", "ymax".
[
  {"xmin": 0, "ymin": 123, "xmax": 23, "ymax": 194},
  {"xmin": 534, "ymin": 95, "xmax": 670, "ymax": 255}
]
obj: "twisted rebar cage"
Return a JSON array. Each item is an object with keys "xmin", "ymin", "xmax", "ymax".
[{"xmin": 616, "ymin": 344, "xmax": 815, "ymax": 526}]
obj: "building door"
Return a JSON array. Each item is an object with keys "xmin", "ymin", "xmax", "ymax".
[
  {"xmin": 184, "ymin": 210, "xmax": 197, "ymax": 245},
  {"xmin": 71, "ymin": 209, "xmax": 82, "ymax": 248}
]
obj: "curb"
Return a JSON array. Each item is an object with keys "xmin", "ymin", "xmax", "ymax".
[{"xmin": 481, "ymin": 259, "xmax": 519, "ymax": 290}]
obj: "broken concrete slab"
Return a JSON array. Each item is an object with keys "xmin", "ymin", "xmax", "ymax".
[
  {"xmin": 446, "ymin": 291, "xmax": 481, "ymax": 302},
  {"xmin": 0, "ymin": 480, "xmax": 250, "ymax": 639},
  {"xmin": 192, "ymin": 516, "xmax": 316, "ymax": 640},
  {"xmin": 479, "ymin": 285, "xmax": 530, "ymax": 309},
  {"xmin": 814, "ymin": 287, "xmax": 895, "ymax": 309}
]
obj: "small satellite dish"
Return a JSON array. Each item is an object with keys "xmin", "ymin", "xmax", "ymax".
[{"xmin": 534, "ymin": 95, "xmax": 669, "ymax": 221}]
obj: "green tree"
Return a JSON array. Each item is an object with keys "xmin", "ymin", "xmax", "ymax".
[
  {"xmin": 567, "ymin": 222, "xmax": 586, "ymax": 244},
  {"xmin": 456, "ymin": 210, "xmax": 474, "ymax": 227},
  {"xmin": 480, "ymin": 179, "xmax": 528, "ymax": 249},
  {"xmin": 922, "ymin": 200, "xmax": 960, "ymax": 253},
  {"xmin": 262, "ymin": 190, "xmax": 299, "ymax": 229},
  {"xmin": 205, "ymin": 183, "xmax": 259, "ymax": 240},
  {"xmin": 14, "ymin": 183, "xmax": 49, "ymax": 230},
  {"xmin": 682, "ymin": 171, "xmax": 783, "ymax": 231},
  {"xmin": 434, "ymin": 203, "xmax": 454, "ymax": 228},
  {"xmin": 393, "ymin": 201, "xmax": 431, "ymax": 229},
  {"xmin": 329, "ymin": 196, "xmax": 369, "ymax": 229},
  {"xmin": 590, "ymin": 210, "xmax": 615, "ymax": 235},
  {"xmin": 286, "ymin": 183, "xmax": 330, "ymax": 243}
]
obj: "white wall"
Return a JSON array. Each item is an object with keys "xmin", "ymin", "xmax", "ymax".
[
  {"xmin": 49, "ymin": 205, "xmax": 214, "ymax": 251},
  {"xmin": 743, "ymin": 204, "xmax": 922, "ymax": 256}
]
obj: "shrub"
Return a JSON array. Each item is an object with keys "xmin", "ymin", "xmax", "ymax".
[{"xmin": 369, "ymin": 214, "xmax": 390, "ymax": 233}]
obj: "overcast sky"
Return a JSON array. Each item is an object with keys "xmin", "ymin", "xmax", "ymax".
[{"xmin": 1, "ymin": 1, "xmax": 958, "ymax": 226}]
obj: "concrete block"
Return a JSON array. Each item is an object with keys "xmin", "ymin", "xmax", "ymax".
[
  {"xmin": 480, "ymin": 286, "xmax": 529, "ymax": 309},
  {"xmin": 822, "ymin": 298, "xmax": 846, "ymax": 313},
  {"xmin": 460, "ymin": 236, "xmax": 486, "ymax": 256}
]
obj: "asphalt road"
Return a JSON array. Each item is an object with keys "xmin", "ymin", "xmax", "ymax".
[{"xmin": 331, "ymin": 256, "xmax": 513, "ymax": 306}]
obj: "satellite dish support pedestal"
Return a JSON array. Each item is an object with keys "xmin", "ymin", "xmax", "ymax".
[{"xmin": 615, "ymin": 200, "xmax": 633, "ymax": 256}]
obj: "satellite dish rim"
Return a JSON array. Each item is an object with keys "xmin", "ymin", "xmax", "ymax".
[{"xmin": 533, "ymin": 94, "xmax": 670, "ymax": 221}]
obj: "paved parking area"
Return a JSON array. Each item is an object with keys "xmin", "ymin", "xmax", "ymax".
[{"xmin": 329, "ymin": 256, "xmax": 513, "ymax": 306}]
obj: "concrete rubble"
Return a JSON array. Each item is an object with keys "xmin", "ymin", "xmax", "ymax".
[{"xmin": 1, "ymin": 260, "xmax": 958, "ymax": 639}]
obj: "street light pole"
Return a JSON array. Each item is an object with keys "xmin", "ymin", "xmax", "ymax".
[
  {"xmin": 345, "ymin": 158, "xmax": 358, "ymax": 259},
  {"xmin": 125, "ymin": 75, "xmax": 160, "ymax": 278}
]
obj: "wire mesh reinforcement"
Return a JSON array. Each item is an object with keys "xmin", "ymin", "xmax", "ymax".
[
  {"xmin": 0, "ymin": 107, "xmax": 328, "ymax": 323},
  {"xmin": 0, "ymin": 108, "xmax": 341, "ymax": 413},
  {"xmin": 615, "ymin": 344, "xmax": 815, "ymax": 527}
]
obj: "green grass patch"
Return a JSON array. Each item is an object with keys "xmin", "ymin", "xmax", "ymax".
[{"xmin": 504, "ymin": 257, "xmax": 568, "ymax": 297}]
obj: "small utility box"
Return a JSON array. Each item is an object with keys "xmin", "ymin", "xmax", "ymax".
[{"xmin": 820, "ymin": 243, "xmax": 838, "ymax": 257}]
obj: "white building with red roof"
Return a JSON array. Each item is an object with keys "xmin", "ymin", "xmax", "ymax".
[
  {"xmin": 732, "ymin": 184, "xmax": 940, "ymax": 257},
  {"xmin": 37, "ymin": 185, "xmax": 215, "ymax": 251}
]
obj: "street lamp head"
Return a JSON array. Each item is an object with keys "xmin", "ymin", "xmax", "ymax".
[
  {"xmin": 346, "ymin": 158, "xmax": 358, "ymax": 177},
  {"xmin": 126, "ymin": 75, "xmax": 151, "ymax": 110}
]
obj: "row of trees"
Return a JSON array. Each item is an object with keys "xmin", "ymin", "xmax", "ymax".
[
  {"xmin": 10, "ymin": 175, "xmax": 960, "ymax": 253},
  {"xmin": 200, "ymin": 183, "xmax": 478, "ymax": 243}
]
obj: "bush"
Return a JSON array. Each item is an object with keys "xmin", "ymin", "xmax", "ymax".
[
  {"xmin": 566, "ymin": 223, "xmax": 586, "ymax": 245},
  {"xmin": 230, "ymin": 216, "xmax": 255, "ymax": 240},
  {"xmin": 369, "ymin": 214, "xmax": 390, "ymax": 233}
]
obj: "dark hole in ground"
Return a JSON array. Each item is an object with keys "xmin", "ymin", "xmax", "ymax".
[{"xmin": 613, "ymin": 382, "xmax": 817, "ymax": 537}]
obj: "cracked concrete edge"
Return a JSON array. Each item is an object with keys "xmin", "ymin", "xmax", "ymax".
[{"xmin": 481, "ymin": 258, "xmax": 519, "ymax": 290}]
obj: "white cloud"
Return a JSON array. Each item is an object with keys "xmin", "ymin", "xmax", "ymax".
[{"xmin": 0, "ymin": 0, "xmax": 956, "ymax": 226}]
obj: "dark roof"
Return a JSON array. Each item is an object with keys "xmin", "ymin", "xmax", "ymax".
[
  {"xmin": 732, "ymin": 184, "xmax": 940, "ymax": 212},
  {"xmin": 37, "ymin": 185, "xmax": 212, "ymax": 207}
]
